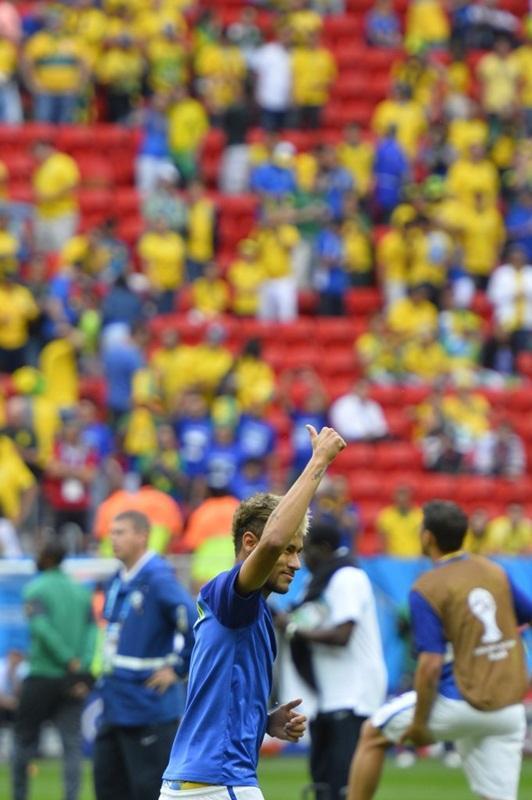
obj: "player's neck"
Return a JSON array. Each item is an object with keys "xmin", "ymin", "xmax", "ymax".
[
  {"xmin": 433, "ymin": 548, "xmax": 466, "ymax": 564},
  {"xmin": 122, "ymin": 549, "xmax": 148, "ymax": 573}
]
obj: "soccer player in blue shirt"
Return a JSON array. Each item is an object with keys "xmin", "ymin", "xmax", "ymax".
[{"xmin": 160, "ymin": 425, "xmax": 346, "ymax": 800}]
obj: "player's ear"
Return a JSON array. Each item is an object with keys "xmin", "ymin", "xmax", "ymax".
[
  {"xmin": 420, "ymin": 527, "xmax": 432, "ymax": 554},
  {"xmin": 242, "ymin": 531, "xmax": 260, "ymax": 554}
]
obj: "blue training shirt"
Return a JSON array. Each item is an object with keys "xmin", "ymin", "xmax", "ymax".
[
  {"xmin": 163, "ymin": 564, "xmax": 277, "ymax": 786},
  {"xmin": 99, "ymin": 553, "xmax": 196, "ymax": 727}
]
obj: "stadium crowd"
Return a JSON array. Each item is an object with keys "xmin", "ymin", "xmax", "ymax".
[{"xmin": 0, "ymin": 0, "xmax": 531, "ymax": 561}]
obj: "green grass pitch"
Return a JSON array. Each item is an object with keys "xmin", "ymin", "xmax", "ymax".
[{"xmin": 0, "ymin": 756, "xmax": 531, "ymax": 799}]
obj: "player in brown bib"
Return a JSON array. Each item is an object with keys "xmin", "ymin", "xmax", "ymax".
[{"xmin": 347, "ymin": 499, "xmax": 531, "ymax": 800}]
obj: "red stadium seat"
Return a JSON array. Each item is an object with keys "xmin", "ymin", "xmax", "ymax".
[
  {"xmin": 505, "ymin": 388, "xmax": 532, "ymax": 412},
  {"xmin": 516, "ymin": 352, "xmax": 532, "ymax": 380},
  {"xmin": 213, "ymin": 193, "xmax": 259, "ymax": 218},
  {"xmin": 384, "ymin": 408, "xmax": 412, "ymax": 438},
  {"xmin": 415, "ymin": 475, "xmax": 458, "ymax": 502},
  {"xmin": 348, "ymin": 471, "xmax": 383, "ymax": 501},
  {"xmin": 358, "ymin": 529, "xmax": 383, "ymax": 556},
  {"xmin": 298, "ymin": 290, "xmax": 319, "ymax": 315},
  {"xmin": 328, "ymin": 443, "xmax": 375, "ymax": 472},
  {"xmin": 373, "ymin": 442, "xmax": 423, "ymax": 470},
  {"xmin": 471, "ymin": 291, "xmax": 492, "ymax": 322},
  {"xmin": 12, "ymin": 123, "xmax": 56, "ymax": 148},
  {"xmin": 56, "ymin": 125, "xmax": 95, "ymax": 155},
  {"xmin": 453, "ymin": 478, "xmax": 499, "ymax": 504},
  {"xmin": 318, "ymin": 349, "xmax": 358, "ymax": 381},
  {"xmin": 323, "ymin": 14, "xmax": 362, "ymax": 42},
  {"xmin": 491, "ymin": 478, "xmax": 532, "ymax": 505},
  {"xmin": 89, "ymin": 124, "xmax": 133, "ymax": 153},
  {"xmin": 359, "ymin": 501, "xmax": 384, "ymax": 531},
  {"xmin": 267, "ymin": 409, "xmax": 291, "ymax": 438},
  {"xmin": 315, "ymin": 317, "xmax": 363, "ymax": 346},
  {"xmin": 76, "ymin": 154, "xmax": 115, "ymax": 188},
  {"xmin": 345, "ymin": 288, "xmax": 382, "ymax": 316},
  {"xmin": 0, "ymin": 125, "xmax": 29, "ymax": 155},
  {"xmin": 117, "ymin": 215, "xmax": 144, "ymax": 247},
  {"xmin": 78, "ymin": 189, "xmax": 113, "ymax": 221},
  {"xmin": 272, "ymin": 319, "xmax": 315, "ymax": 344},
  {"xmin": 114, "ymin": 187, "xmax": 141, "ymax": 217},
  {"xmin": 328, "ymin": 375, "xmax": 358, "ymax": 399},
  {"xmin": 2, "ymin": 152, "xmax": 33, "ymax": 181}
]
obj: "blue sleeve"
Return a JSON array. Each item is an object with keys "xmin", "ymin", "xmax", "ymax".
[
  {"xmin": 508, "ymin": 576, "xmax": 532, "ymax": 626},
  {"xmin": 202, "ymin": 565, "xmax": 262, "ymax": 629},
  {"xmin": 409, "ymin": 590, "xmax": 447, "ymax": 655},
  {"xmin": 153, "ymin": 564, "xmax": 197, "ymax": 629}
]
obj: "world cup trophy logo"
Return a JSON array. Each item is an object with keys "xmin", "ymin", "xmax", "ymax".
[{"xmin": 468, "ymin": 588, "xmax": 503, "ymax": 644}]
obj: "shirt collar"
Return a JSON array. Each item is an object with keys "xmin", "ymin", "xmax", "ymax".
[
  {"xmin": 435, "ymin": 549, "xmax": 467, "ymax": 567},
  {"xmin": 120, "ymin": 551, "xmax": 155, "ymax": 582}
]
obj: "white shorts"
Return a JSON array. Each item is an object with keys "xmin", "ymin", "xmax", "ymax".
[
  {"xmin": 372, "ymin": 691, "xmax": 526, "ymax": 800},
  {"xmin": 159, "ymin": 781, "xmax": 265, "ymax": 800}
]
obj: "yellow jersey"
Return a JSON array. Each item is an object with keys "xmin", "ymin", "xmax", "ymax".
[
  {"xmin": 377, "ymin": 505, "xmax": 423, "ymax": 557},
  {"xmin": 0, "ymin": 38, "xmax": 16, "ymax": 78},
  {"xmin": 405, "ymin": 0, "xmax": 449, "ymax": 45},
  {"xmin": 33, "ymin": 152, "xmax": 80, "ymax": 219},
  {"xmin": 477, "ymin": 53, "xmax": 519, "ymax": 113},
  {"xmin": 187, "ymin": 198, "xmax": 215, "ymax": 263},
  {"xmin": 446, "ymin": 158, "xmax": 499, "ymax": 207},
  {"xmin": 24, "ymin": 31, "xmax": 88, "ymax": 93},
  {"xmin": 388, "ymin": 296, "xmax": 438, "ymax": 337},
  {"xmin": 459, "ymin": 204, "xmax": 505, "ymax": 276},
  {"xmin": 292, "ymin": 46, "xmax": 336, "ymax": 106},
  {"xmin": 372, "ymin": 98, "xmax": 427, "ymax": 159},
  {"xmin": 258, "ymin": 224, "xmax": 299, "ymax": 280},
  {"xmin": 192, "ymin": 278, "xmax": 230, "ymax": 317},
  {"xmin": 0, "ymin": 283, "xmax": 39, "ymax": 349},
  {"xmin": 485, "ymin": 516, "xmax": 532, "ymax": 555},
  {"xmin": 168, "ymin": 97, "xmax": 209, "ymax": 153},
  {"xmin": 0, "ymin": 436, "xmax": 35, "ymax": 521},
  {"xmin": 228, "ymin": 257, "xmax": 264, "ymax": 316},
  {"xmin": 138, "ymin": 230, "xmax": 185, "ymax": 290},
  {"xmin": 337, "ymin": 140, "xmax": 374, "ymax": 196},
  {"xmin": 511, "ymin": 45, "xmax": 532, "ymax": 106}
]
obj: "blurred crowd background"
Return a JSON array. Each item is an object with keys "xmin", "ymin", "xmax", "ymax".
[{"xmin": 0, "ymin": 0, "xmax": 531, "ymax": 576}]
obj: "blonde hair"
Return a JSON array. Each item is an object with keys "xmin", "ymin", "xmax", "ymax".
[{"xmin": 232, "ymin": 493, "xmax": 310, "ymax": 554}]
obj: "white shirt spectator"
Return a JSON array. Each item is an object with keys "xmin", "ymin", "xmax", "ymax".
[
  {"xmin": 311, "ymin": 566, "xmax": 387, "ymax": 715},
  {"xmin": 0, "ymin": 518, "xmax": 22, "ymax": 557},
  {"xmin": 250, "ymin": 42, "xmax": 292, "ymax": 112},
  {"xmin": 329, "ymin": 390, "xmax": 389, "ymax": 442},
  {"xmin": 473, "ymin": 426, "xmax": 526, "ymax": 477},
  {"xmin": 487, "ymin": 260, "xmax": 532, "ymax": 330}
]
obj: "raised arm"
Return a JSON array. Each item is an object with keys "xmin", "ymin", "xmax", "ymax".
[{"xmin": 237, "ymin": 426, "xmax": 346, "ymax": 595}]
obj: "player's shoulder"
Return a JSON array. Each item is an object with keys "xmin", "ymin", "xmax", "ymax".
[
  {"xmin": 414, "ymin": 553, "xmax": 505, "ymax": 592},
  {"xmin": 327, "ymin": 564, "xmax": 369, "ymax": 594},
  {"xmin": 201, "ymin": 564, "xmax": 240, "ymax": 598}
]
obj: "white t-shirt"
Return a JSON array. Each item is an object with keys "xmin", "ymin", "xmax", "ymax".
[
  {"xmin": 0, "ymin": 518, "xmax": 22, "ymax": 558},
  {"xmin": 329, "ymin": 395, "xmax": 389, "ymax": 441},
  {"xmin": 250, "ymin": 43, "xmax": 292, "ymax": 111},
  {"xmin": 310, "ymin": 566, "xmax": 387, "ymax": 716}
]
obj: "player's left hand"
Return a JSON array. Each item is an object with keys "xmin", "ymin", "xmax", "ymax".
[
  {"xmin": 268, "ymin": 698, "xmax": 307, "ymax": 742},
  {"xmin": 399, "ymin": 723, "xmax": 433, "ymax": 748},
  {"xmin": 145, "ymin": 666, "xmax": 178, "ymax": 694}
]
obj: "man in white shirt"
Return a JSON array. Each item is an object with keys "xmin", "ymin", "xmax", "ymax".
[
  {"xmin": 329, "ymin": 380, "xmax": 389, "ymax": 442},
  {"xmin": 487, "ymin": 245, "xmax": 532, "ymax": 350},
  {"xmin": 249, "ymin": 29, "xmax": 292, "ymax": 131},
  {"xmin": 280, "ymin": 523, "xmax": 387, "ymax": 800}
]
